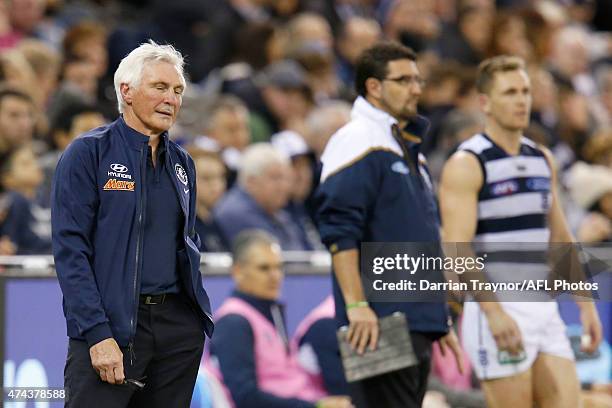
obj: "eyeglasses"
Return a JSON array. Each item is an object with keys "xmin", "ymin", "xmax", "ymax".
[{"xmin": 383, "ymin": 75, "xmax": 426, "ymax": 88}]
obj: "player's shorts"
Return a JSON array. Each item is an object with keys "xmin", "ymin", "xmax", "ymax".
[{"xmin": 461, "ymin": 301, "xmax": 574, "ymax": 380}]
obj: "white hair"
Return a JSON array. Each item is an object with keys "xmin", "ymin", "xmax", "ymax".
[
  {"xmin": 305, "ymin": 101, "xmax": 351, "ymax": 136},
  {"xmin": 113, "ymin": 40, "xmax": 186, "ymax": 114},
  {"xmin": 238, "ymin": 143, "xmax": 290, "ymax": 186}
]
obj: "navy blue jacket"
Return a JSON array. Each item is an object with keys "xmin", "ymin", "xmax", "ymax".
[
  {"xmin": 0, "ymin": 191, "xmax": 52, "ymax": 254},
  {"xmin": 51, "ymin": 117, "xmax": 214, "ymax": 348},
  {"xmin": 315, "ymin": 97, "xmax": 449, "ymax": 336},
  {"xmin": 214, "ymin": 186, "xmax": 311, "ymax": 250}
]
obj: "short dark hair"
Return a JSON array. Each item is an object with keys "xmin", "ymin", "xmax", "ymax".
[
  {"xmin": 0, "ymin": 87, "xmax": 33, "ymax": 110},
  {"xmin": 51, "ymin": 101, "xmax": 102, "ymax": 134},
  {"xmin": 476, "ymin": 55, "xmax": 526, "ymax": 94},
  {"xmin": 354, "ymin": 41, "xmax": 417, "ymax": 97}
]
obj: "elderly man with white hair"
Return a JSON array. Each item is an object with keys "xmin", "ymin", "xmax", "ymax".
[
  {"xmin": 214, "ymin": 142, "xmax": 312, "ymax": 250},
  {"xmin": 52, "ymin": 41, "xmax": 213, "ymax": 407}
]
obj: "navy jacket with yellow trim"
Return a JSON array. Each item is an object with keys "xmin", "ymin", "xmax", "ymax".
[{"xmin": 315, "ymin": 97, "xmax": 449, "ymax": 335}]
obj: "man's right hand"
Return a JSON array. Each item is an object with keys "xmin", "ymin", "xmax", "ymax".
[
  {"xmin": 484, "ymin": 307, "xmax": 523, "ymax": 355},
  {"xmin": 89, "ymin": 338, "xmax": 125, "ymax": 385},
  {"xmin": 316, "ymin": 396, "xmax": 354, "ymax": 408},
  {"xmin": 347, "ymin": 305, "xmax": 379, "ymax": 355}
]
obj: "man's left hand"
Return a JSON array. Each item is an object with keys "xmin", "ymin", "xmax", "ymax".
[
  {"xmin": 437, "ymin": 329, "xmax": 464, "ymax": 374},
  {"xmin": 579, "ymin": 303, "xmax": 602, "ymax": 354}
]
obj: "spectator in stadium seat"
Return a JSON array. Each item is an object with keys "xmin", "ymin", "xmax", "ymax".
[
  {"xmin": 0, "ymin": 145, "xmax": 51, "ymax": 254},
  {"xmin": 272, "ymin": 130, "xmax": 323, "ymax": 250},
  {"xmin": 193, "ymin": 95, "xmax": 251, "ymax": 185},
  {"xmin": 286, "ymin": 13, "xmax": 334, "ymax": 53},
  {"xmin": 189, "ymin": 148, "xmax": 229, "ymax": 252},
  {"xmin": 434, "ymin": 5, "xmax": 493, "ymax": 66},
  {"xmin": 335, "ymin": 17, "xmax": 381, "ymax": 93},
  {"xmin": 557, "ymin": 83, "xmax": 595, "ymax": 163},
  {"xmin": 582, "ymin": 127, "xmax": 612, "ymax": 168},
  {"xmin": 303, "ymin": 102, "xmax": 351, "ymax": 160},
  {"xmin": 37, "ymin": 100, "xmax": 106, "ymax": 207},
  {"xmin": 51, "ymin": 56, "xmax": 100, "ymax": 108},
  {"xmin": 17, "ymin": 39, "xmax": 61, "ymax": 106},
  {"xmin": 231, "ymin": 60, "xmax": 315, "ymax": 136},
  {"xmin": 293, "ymin": 295, "xmax": 350, "ymax": 396},
  {"xmin": 62, "ymin": 21, "xmax": 116, "ymax": 118},
  {"xmin": 567, "ymin": 162, "xmax": 612, "ymax": 243},
  {"xmin": 214, "ymin": 143, "xmax": 312, "ymax": 250},
  {"xmin": 208, "ymin": 230, "xmax": 353, "ymax": 408},
  {"xmin": 0, "ymin": 88, "xmax": 35, "ymax": 154},
  {"xmin": 485, "ymin": 11, "xmax": 532, "ymax": 62},
  {"xmin": 379, "ymin": 0, "xmax": 440, "ymax": 53},
  {"xmin": 593, "ymin": 65, "xmax": 612, "ymax": 127}
]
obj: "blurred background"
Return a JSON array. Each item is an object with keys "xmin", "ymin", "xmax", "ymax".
[{"xmin": 0, "ymin": 0, "xmax": 611, "ymax": 407}]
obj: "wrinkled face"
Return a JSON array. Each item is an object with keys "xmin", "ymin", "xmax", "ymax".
[
  {"xmin": 121, "ymin": 62, "xmax": 184, "ymax": 137},
  {"xmin": 369, "ymin": 59, "xmax": 423, "ymax": 121},
  {"xmin": 247, "ymin": 161, "xmax": 293, "ymax": 214},
  {"xmin": 233, "ymin": 243, "xmax": 284, "ymax": 300},
  {"xmin": 483, "ymin": 70, "xmax": 532, "ymax": 132},
  {"xmin": 209, "ymin": 108, "xmax": 250, "ymax": 150},
  {"xmin": 0, "ymin": 96, "xmax": 35, "ymax": 148},
  {"xmin": 2, "ymin": 146, "xmax": 43, "ymax": 191},
  {"xmin": 195, "ymin": 156, "xmax": 226, "ymax": 209}
]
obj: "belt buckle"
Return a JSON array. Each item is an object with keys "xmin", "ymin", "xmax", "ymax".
[{"xmin": 144, "ymin": 295, "xmax": 157, "ymax": 305}]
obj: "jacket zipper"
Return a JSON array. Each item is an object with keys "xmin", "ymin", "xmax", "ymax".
[
  {"xmin": 128, "ymin": 146, "xmax": 146, "ymax": 365},
  {"xmin": 167, "ymin": 151, "xmax": 214, "ymax": 325}
]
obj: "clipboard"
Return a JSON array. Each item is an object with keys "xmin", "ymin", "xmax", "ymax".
[{"xmin": 337, "ymin": 312, "xmax": 418, "ymax": 382}]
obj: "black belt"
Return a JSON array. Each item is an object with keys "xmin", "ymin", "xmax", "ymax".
[{"xmin": 140, "ymin": 294, "xmax": 171, "ymax": 305}]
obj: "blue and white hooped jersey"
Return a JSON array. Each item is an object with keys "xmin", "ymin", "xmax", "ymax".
[{"xmin": 458, "ymin": 133, "xmax": 552, "ymax": 244}]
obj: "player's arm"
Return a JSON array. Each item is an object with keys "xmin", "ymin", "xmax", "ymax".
[
  {"xmin": 439, "ymin": 151, "xmax": 523, "ymax": 355},
  {"xmin": 541, "ymin": 147, "xmax": 602, "ymax": 353},
  {"xmin": 332, "ymin": 249, "xmax": 379, "ymax": 354},
  {"xmin": 316, "ymin": 145, "xmax": 382, "ymax": 355}
]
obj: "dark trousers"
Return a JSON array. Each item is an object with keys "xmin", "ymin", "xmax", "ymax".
[
  {"xmin": 65, "ymin": 294, "xmax": 205, "ymax": 408},
  {"xmin": 348, "ymin": 332, "xmax": 434, "ymax": 408}
]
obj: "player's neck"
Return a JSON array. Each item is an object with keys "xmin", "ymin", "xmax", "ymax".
[{"xmin": 485, "ymin": 120, "xmax": 523, "ymax": 156}]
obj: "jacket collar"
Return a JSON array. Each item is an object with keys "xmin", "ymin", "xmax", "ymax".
[
  {"xmin": 352, "ymin": 96, "xmax": 431, "ymax": 142},
  {"xmin": 115, "ymin": 116, "xmax": 171, "ymax": 151},
  {"xmin": 232, "ymin": 290, "xmax": 284, "ymax": 325},
  {"xmin": 352, "ymin": 96, "xmax": 398, "ymax": 129}
]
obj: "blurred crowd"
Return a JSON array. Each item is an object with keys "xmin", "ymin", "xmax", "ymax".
[
  {"xmin": 0, "ymin": 1, "xmax": 611, "ymax": 406},
  {"xmin": 0, "ymin": 0, "xmax": 611, "ymax": 256}
]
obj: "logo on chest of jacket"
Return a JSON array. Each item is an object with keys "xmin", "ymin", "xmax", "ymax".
[
  {"xmin": 103, "ymin": 178, "xmax": 135, "ymax": 191},
  {"xmin": 391, "ymin": 161, "xmax": 410, "ymax": 174},
  {"xmin": 175, "ymin": 163, "xmax": 188, "ymax": 186},
  {"xmin": 108, "ymin": 163, "xmax": 132, "ymax": 180}
]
